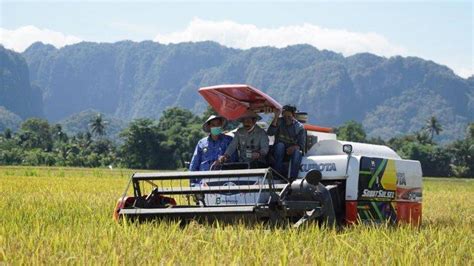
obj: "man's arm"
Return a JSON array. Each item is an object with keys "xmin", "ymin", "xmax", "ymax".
[
  {"xmin": 225, "ymin": 136, "xmax": 239, "ymax": 162},
  {"xmin": 267, "ymin": 124, "xmax": 278, "ymax": 136},
  {"xmin": 296, "ymin": 124, "xmax": 306, "ymax": 151},
  {"xmin": 258, "ymin": 130, "xmax": 270, "ymax": 156},
  {"xmin": 189, "ymin": 143, "xmax": 202, "ymax": 171},
  {"xmin": 224, "ymin": 133, "xmax": 239, "ymax": 157},
  {"xmin": 267, "ymin": 109, "xmax": 281, "ymax": 136}
]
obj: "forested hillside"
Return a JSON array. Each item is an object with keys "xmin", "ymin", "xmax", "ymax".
[
  {"xmin": 0, "ymin": 46, "xmax": 43, "ymax": 119},
  {"xmin": 0, "ymin": 106, "xmax": 22, "ymax": 132},
  {"xmin": 2, "ymin": 41, "xmax": 472, "ymax": 142}
]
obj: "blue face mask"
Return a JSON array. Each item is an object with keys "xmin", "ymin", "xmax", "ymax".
[{"xmin": 210, "ymin": 127, "xmax": 223, "ymax": 136}]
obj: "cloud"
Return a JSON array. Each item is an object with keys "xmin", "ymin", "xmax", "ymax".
[
  {"xmin": 154, "ymin": 18, "xmax": 407, "ymax": 57},
  {"xmin": 0, "ymin": 25, "xmax": 82, "ymax": 52},
  {"xmin": 452, "ymin": 66, "xmax": 473, "ymax": 79}
]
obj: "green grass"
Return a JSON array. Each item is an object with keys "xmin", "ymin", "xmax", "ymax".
[{"xmin": 0, "ymin": 166, "xmax": 473, "ymax": 265}]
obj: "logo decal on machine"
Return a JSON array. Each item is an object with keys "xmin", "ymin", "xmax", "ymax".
[
  {"xmin": 358, "ymin": 157, "xmax": 396, "ymax": 201},
  {"xmin": 301, "ymin": 163, "xmax": 337, "ymax": 172},
  {"xmin": 361, "ymin": 189, "xmax": 395, "ymax": 199},
  {"xmin": 396, "ymin": 172, "xmax": 406, "ymax": 186}
]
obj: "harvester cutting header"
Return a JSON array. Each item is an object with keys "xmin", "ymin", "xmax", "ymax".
[{"xmin": 114, "ymin": 84, "xmax": 422, "ymax": 226}]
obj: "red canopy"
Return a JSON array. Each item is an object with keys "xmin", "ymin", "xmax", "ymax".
[
  {"xmin": 198, "ymin": 84, "xmax": 282, "ymax": 120},
  {"xmin": 198, "ymin": 84, "xmax": 333, "ymax": 133}
]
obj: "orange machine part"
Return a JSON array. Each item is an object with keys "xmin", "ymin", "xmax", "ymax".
[
  {"xmin": 345, "ymin": 201, "xmax": 358, "ymax": 224},
  {"xmin": 113, "ymin": 196, "xmax": 134, "ymax": 221},
  {"xmin": 396, "ymin": 202, "xmax": 422, "ymax": 226},
  {"xmin": 345, "ymin": 201, "xmax": 422, "ymax": 226},
  {"xmin": 304, "ymin": 124, "xmax": 333, "ymax": 133}
]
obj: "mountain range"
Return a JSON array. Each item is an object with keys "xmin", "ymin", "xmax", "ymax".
[{"xmin": 0, "ymin": 41, "xmax": 472, "ymax": 142}]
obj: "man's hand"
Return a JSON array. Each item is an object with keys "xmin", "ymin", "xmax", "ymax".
[
  {"xmin": 271, "ymin": 108, "xmax": 281, "ymax": 126},
  {"xmin": 286, "ymin": 145, "xmax": 300, "ymax": 155},
  {"xmin": 274, "ymin": 108, "xmax": 281, "ymax": 118},
  {"xmin": 251, "ymin": 152, "xmax": 260, "ymax": 160},
  {"xmin": 218, "ymin": 155, "xmax": 228, "ymax": 163}
]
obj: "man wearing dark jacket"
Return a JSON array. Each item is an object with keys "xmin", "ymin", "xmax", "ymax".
[{"xmin": 267, "ymin": 105, "xmax": 305, "ymax": 179}]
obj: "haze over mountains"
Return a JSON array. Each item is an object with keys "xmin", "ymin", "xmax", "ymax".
[{"xmin": 1, "ymin": 41, "xmax": 473, "ymax": 142}]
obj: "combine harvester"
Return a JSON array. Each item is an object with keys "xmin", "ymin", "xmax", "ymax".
[{"xmin": 114, "ymin": 85, "xmax": 422, "ymax": 226}]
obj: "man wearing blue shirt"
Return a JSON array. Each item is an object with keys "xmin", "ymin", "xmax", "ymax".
[
  {"xmin": 267, "ymin": 105, "xmax": 306, "ymax": 180},
  {"xmin": 189, "ymin": 115, "xmax": 234, "ymax": 185}
]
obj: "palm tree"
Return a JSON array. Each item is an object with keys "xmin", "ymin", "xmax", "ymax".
[
  {"xmin": 416, "ymin": 130, "xmax": 431, "ymax": 144},
  {"xmin": 424, "ymin": 116, "xmax": 443, "ymax": 141},
  {"xmin": 3, "ymin": 128, "xmax": 12, "ymax": 139},
  {"xmin": 468, "ymin": 123, "xmax": 474, "ymax": 141},
  {"xmin": 52, "ymin": 124, "xmax": 68, "ymax": 143},
  {"xmin": 89, "ymin": 114, "xmax": 107, "ymax": 137}
]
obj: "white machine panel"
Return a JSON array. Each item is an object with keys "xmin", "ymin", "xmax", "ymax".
[
  {"xmin": 345, "ymin": 156, "xmax": 361, "ymax": 201},
  {"xmin": 299, "ymin": 155, "xmax": 350, "ymax": 180},
  {"xmin": 307, "ymin": 139, "xmax": 401, "ymax": 160},
  {"xmin": 395, "ymin": 160, "xmax": 423, "ymax": 202}
]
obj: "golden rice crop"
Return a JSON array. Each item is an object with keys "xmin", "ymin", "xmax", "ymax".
[{"xmin": 0, "ymin": 166, "xmax": 472, "ymax": 265}]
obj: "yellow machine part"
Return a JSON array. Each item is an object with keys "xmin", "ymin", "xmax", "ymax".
[{"xmin": 381, "ymin": 160, "xmax": 397, "ymax": 191}]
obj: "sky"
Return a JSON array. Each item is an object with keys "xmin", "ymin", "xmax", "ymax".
[{"xmin": 0, "ymin": 1, "xmax": 472, "ymax": 78}]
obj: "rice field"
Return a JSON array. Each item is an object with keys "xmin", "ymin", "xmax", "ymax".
[{"xmin": 0, "ymin": 166, "xmax": 472, "ymax": 265}]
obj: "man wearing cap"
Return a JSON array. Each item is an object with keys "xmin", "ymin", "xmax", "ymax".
[
  {"xmin": 267, "ymin": 105, "xmax": 306, "ymax": 179},
  {"xmin": 218, "ymin": 110, "xmax": 269, "ymax": 168},
  {"xmin": 189, "ymin": 115, "xmax": 235, "ymax": 178}
]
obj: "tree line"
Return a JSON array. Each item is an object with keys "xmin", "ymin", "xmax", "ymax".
[
  {"xmin": 335, "ymin": 118, "xmax": 473, "ymax": 177},
  {"xmin": 0, "ymin": 107, "xmax": 472, "ymax": 177}
]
